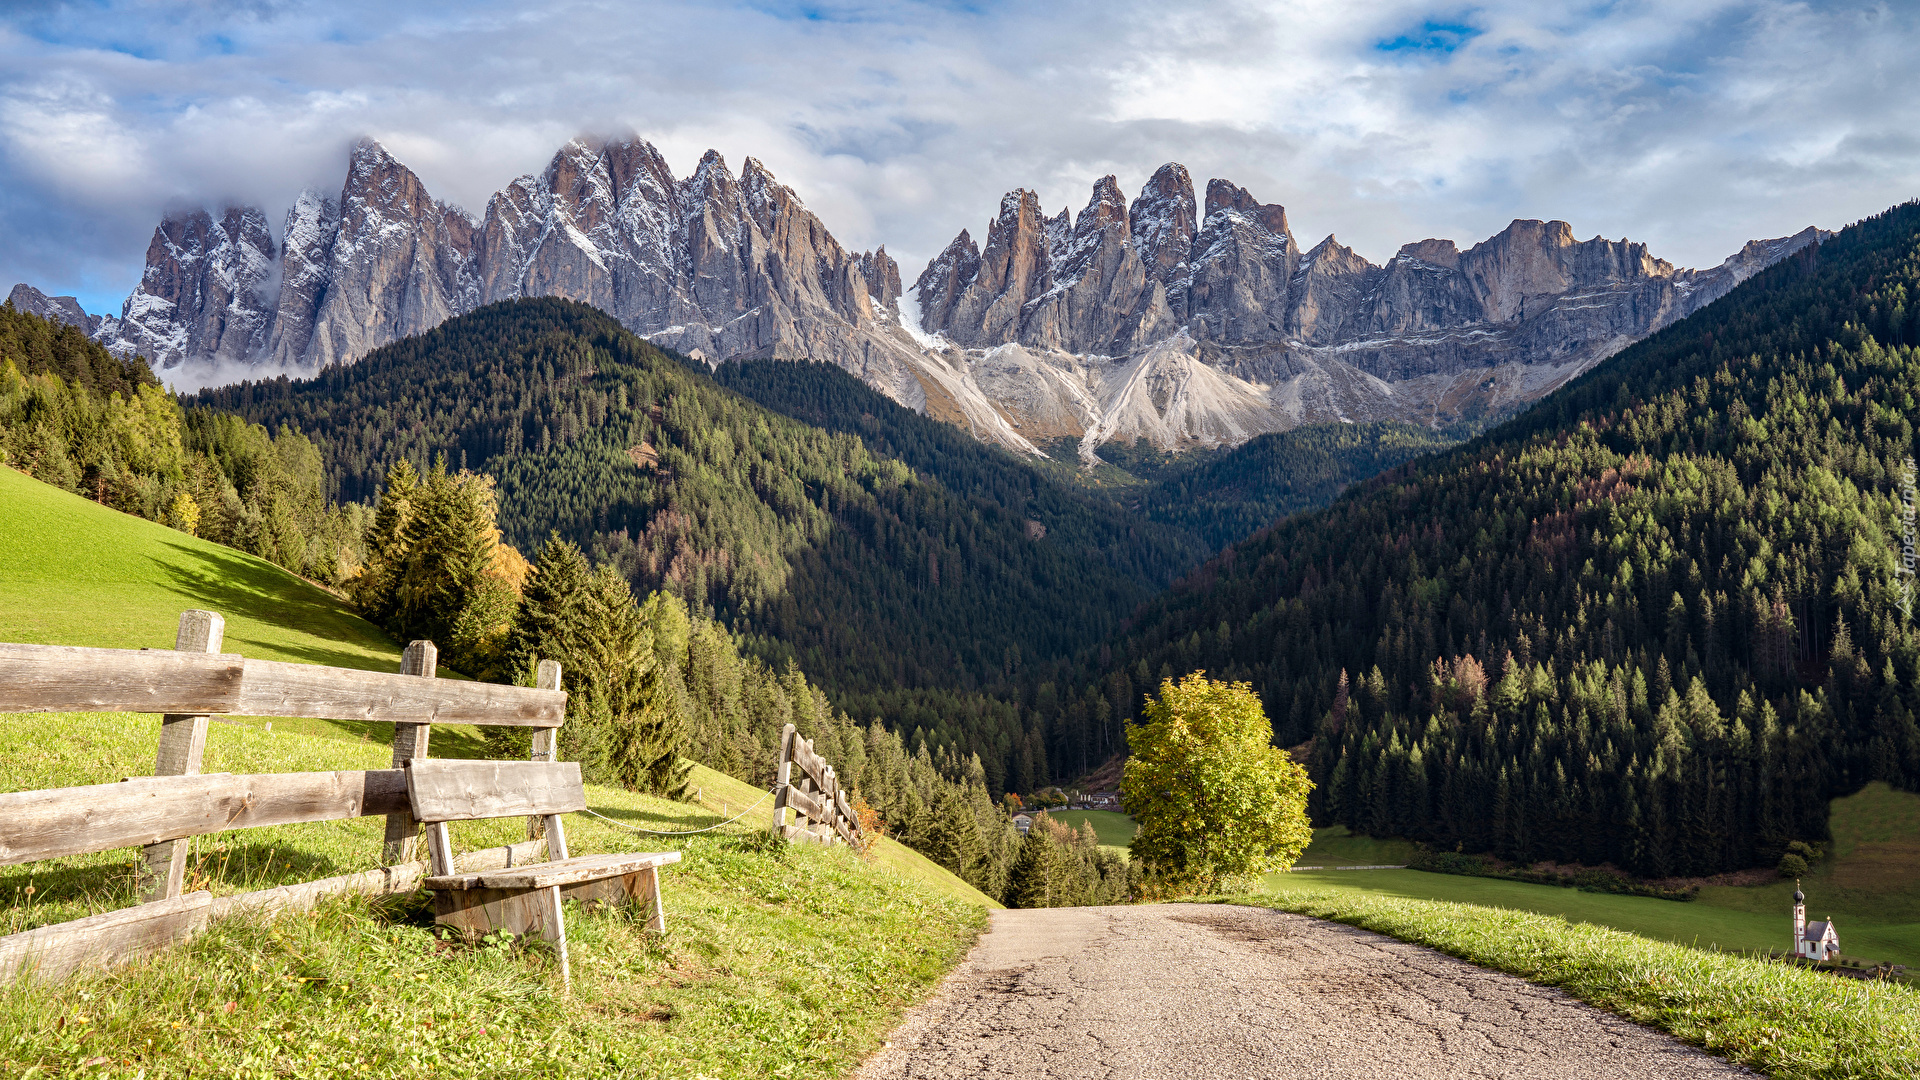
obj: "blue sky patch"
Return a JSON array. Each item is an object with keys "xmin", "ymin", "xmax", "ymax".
[{"xmin": 1376, "ymin": 19, "xmax": 1483, "ymax": 55}]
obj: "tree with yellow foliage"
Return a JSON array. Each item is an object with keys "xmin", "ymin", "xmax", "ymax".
[{"xmin": 1121, "ymin": 672, "xmax": 1313, "ymax": 893}]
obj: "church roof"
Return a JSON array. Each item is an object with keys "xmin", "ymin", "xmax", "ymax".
[{"xmin": 1802, "ymin": 920, "xmax": 1835, "ymax": 942}]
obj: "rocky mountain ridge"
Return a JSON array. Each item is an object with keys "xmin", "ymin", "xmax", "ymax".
[
  {"xmin": 23, "ymin": 140, "xmax": 1825, "ymax": 461},
  {"xmin": 6, "ymin": 284, "xmax": 104, "ymax": 335},
  {"xmin": 913, "ymin": 163, "xmax": 1827, "ymax": 460}
]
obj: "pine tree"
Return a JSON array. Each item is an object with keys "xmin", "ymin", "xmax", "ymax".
[
  {"xmin": 1005, "ymin": 828, "xmax": 1060, "ymax": 908},
  {"xmin": 352, "ymin": 458, "xmax": 419, "ymax": 627},
  {"xmin": 392, "ymin": 458, "xmax": 497, "ymax": 645}
]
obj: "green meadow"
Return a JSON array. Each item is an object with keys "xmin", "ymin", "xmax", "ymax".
[
  {"xmin": 1045, "ymin": 810, "xmax": 1137, "ymax": 851},
  {"xmin": 0, "ymin": 711, "xmax": 990, "ymax": 1078},
  {"xmin": 1265, "ymin": 785, "xmax": 1920, "ymax": 971},
  {"xmin": 0, "ymin": 463, "xmax": 396, "ymax": 669}
]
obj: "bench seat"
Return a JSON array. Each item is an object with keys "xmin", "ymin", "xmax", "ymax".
[
  {"xmin": 404, "ymin": 758, "xmax": 678, "ymax": 990},
  {"xmin": 425, "ymin": 851, "xmax": 681, "ymax": 891}
]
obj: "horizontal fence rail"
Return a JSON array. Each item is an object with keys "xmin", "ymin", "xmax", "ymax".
[
  {"xmin": 0, "ymin": 840, "xmax": 552, "ymax": 984},
  {"xmin": 0, "ymin": 643, "xmax": 566, "ymax": 726},
  {"xmin": 0, "ymin": 770, "xmax": 412, "ymax": 867},
  {"xmin": 0, "ymin": 610, "xmax": 575, "ymax": 984}
]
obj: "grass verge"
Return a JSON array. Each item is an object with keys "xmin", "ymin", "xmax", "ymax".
[
  {"xmin": 1, "ymin": 714, "xmax": 992, "ymax": 1077},
  {"xmin": 1271, "ymin": 786, "xmax": 1920, "ymax": 970},
  {"xmin": 1234, "ymin": 887, "xmax": 1920, "ymax": 1080}
]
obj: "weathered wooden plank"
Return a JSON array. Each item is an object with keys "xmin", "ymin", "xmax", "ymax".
[
  {"xmin": 404, "ymin": 759, "xmax": 585, "ymax": 823},
  {"xmin": 426, "ymin": 851, "xmax": 681, "ymax": 891},
  {"xmin": 423, "ymin": 851, "xmax": 671, "ymax": 890},
  {"xmin": 784, "ymin": 785, "xmax": 829, "ymax": 824},
  {"xmin": 142, "ymin": 610, "xmax": 225, "ymax": 902},
  {"xmin": 769, "ymin": 724, "xmax": 795, "ymax": 834},
  {"xmin": 237, "ymin": 656, "xmax": 564, "ymax": 727},
  {"xmin": 0, "ymin": 892, "xmax": 211, "ymax": 984},
  {"xmin": 433, "ymin": 885, "xmax": 556, "ymax": 938},
  {"xmin": 527, "ymin": 660, "xmax": 563, "ymax": 841},
  {"xmin": 0, "ymin": 644, "xmax": 244, "ymax": 715},
  {"xmin": 790, "ymin": 736, "xmax": 831, "ymax": 791},
  {"xmin": 642, "ymin": 864, "xmax": 666, "ymax": 933},
  {"xmin": 426, "ymin": 822, "xmax": 456, "ymax": 879},
  {"xmin": 0, "ymin": 840, "xmax": 554, "ymax": 985},
  {"xmin": 0, "ymin": 770, "xmax": 410, "ymax": 866},
  {"xmin": 0, "ymin": 643, "xmax": 566, "ymax": 725}
]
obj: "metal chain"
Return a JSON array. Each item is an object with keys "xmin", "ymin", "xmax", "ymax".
[{"xmin": 580, "ymin": 785, "xmax": 777, "ymax": 835}]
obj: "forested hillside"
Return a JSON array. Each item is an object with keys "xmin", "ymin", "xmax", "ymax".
[
  {"xmin": 193, "ymin": 300, "xmax": 1191, "ymax": 716},
  {"xmin": 0, "ymin": 302, "xmax": 367, "ymax": 583},
  {"xmin": 1083, "ymin": 201, "xmax": 1920, "ymax": 877},
  {"xmin": 711, "ymin": 358, "xmax": 1206, "ymax": 579},
  {"xmin": 1128, "ymin": 421, "xmax": 1460, "ymax": 551}
]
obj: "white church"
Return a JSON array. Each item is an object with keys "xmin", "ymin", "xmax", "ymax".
[{"xmin": 1792, "ymin": 883, "xmax": 1841, "ymax": 962}]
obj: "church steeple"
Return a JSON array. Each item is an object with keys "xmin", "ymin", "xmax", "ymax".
[{"xmin": 1792, "ymin": 880, "xmax": 1806, "ymax": 951}]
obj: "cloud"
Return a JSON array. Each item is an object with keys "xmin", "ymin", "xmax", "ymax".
[{"xmin": 1, "ymin": 0, "xmax": 1916, "ymax": 319}]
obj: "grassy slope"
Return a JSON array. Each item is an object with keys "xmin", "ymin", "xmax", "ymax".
[
  {"xmin": 1269, "ymin": 786, "xmax": 1920, "ymax": 969},
  {"xmin": 1, "ymin": 713, "xmax": 991, "ymax": 1077},
  {"xmin": 1047, "ymin": 810, "xmax": 1137, "ymax": 851},
  {"xmin": 0, "ymin": 467, "xmax": 505, "ymax": 752},
  {"xmin": 1235, "ymin": 889, "xmax": 1919, "ymax": 1080},
  {"xmin": 0, "ymin": 465, "xmax": 394, "ymax": 668},
  {"xmin": 684, "ymin": 763, "xmax": 1000, "ymax": 910},
  {"xmin": 0, "ymin": 465, "xmax": 999, "ymax": 1075}
]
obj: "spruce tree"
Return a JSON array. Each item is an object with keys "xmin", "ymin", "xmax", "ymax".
[
  {"xmin": 1005, "ymin": 827, "xmax": 1060, "ymax": 908},
  {"xmin": 351, "ymin": 457, "xmax": 418, "ymax": 625}
]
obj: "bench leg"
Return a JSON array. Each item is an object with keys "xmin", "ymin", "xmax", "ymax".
[
  {"xmin": 645, "ymin": 866, "xmax": 666, "ymax": 933},
  {"xmin": 544, "ymin": 885, "xmax": 570, "ymax": 994}
]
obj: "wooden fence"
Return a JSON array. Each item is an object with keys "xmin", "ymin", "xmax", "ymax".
[
  {"xmin": 0, "ymin": 610, "xmax": 568, "ymax": 982},
  {"xmin": 769, "ymin": 723, "xmax": 864, "ymax": 847}
]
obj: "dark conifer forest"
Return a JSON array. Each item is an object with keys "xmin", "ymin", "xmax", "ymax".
[{"xmin": 1088, "ymin": 202, "xmax": 1920, "ymax": 876}]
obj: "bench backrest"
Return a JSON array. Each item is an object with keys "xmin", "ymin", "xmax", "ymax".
[{"xmin": 405, "ymin": 759, "xmax": 586, "ymax": 824}]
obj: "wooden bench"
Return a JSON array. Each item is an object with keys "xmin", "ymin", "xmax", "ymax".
[{"xmin": 408, "ymin": 758, "xmax": 679, "ymax": 990}]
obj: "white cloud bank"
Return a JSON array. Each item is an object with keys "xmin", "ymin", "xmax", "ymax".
[{"xmin": 2, "ymin": 0, "xmax": 1916, "ymax": 317}]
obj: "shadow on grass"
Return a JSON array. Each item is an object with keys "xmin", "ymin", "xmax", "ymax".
[
  {"xmin": 584, "ymin": 801, "xmax": 736, "ymax": 831},
  {"xmin": 0, "ymin": 840, "xmax": 361, "ymax": 929},
  {"xmin": 147, "ymin": 540, "xmax": 395, "ymax": 669},
  {"xmin": 0, "ymin": 860, "xmax": 139, "ymax": 928},
  {"xmin": 186, "ymin": 840, "xmax": 360, "ymax": 892}
]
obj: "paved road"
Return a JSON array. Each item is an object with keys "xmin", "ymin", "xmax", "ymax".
[{"xmin": 856, "ymin": 905, "xmax": 1755, "ymax": 1080}]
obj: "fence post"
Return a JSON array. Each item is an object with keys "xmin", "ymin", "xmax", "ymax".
[
  {"xmin": 381, "ymin": 640, "xmax": 437, "ymax": 863},
  {"xmin": 769, "ymin": 723, "xmax": 795, "ymax": 837},
  {"xmin": 796, "ymin": 752, "xmax": 817, "ymax": 842},
  {"xmin": 821, "ymin": 765, "xmax": 838, "ymax": 846},
  {"xmin": 139, "ymin": 610, "xmax": 224, "ymax": 901},
  {"xmin": 528, "ymin": 659, "xmax": 562, "ymax": 845}
]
